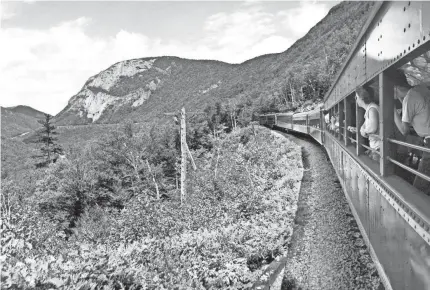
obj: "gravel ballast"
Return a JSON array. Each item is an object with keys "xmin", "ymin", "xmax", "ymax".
[{"xmin": 278, "ymin": 131, "xmax": 384, "ymax": 290}]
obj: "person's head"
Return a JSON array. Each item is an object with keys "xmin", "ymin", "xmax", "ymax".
[
  {"xmin": 355, "ymin": 86, "xmax": 372, "ymax": 108},
  {"xmin": 387, "ymin": 69, "xmax": 411, "ymax": 101}
]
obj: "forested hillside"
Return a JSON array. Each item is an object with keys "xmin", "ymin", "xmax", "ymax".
[
  {"xmin": 1, "ymin": 2, "xmax": 378, "ymax": 288},
  {"xmin": 54, "ymin": 1, "xmax": 374, "ymax": 125},
  {"xmin": 2, "ymin": 1, "xmax": 374, "ymax": 181},
  {"xmin": 1, "ymin": 106, "xmax": 47, "ymax": 138}
]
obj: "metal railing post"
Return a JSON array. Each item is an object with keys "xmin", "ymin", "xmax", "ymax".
[
  {"xmin": 379, "ymin": 71, "xmax": 395, "ymax": 176},
  {"xmin": 339, "ymin": 101, "xmax": 344, "ymax": 141},
  {"xmin": 345, "ymin": 96, "xmax": 352, "ymax": 147},
  {"xmin": 356, "ymin": 100, "xmax": 365, "ymax": 156}
]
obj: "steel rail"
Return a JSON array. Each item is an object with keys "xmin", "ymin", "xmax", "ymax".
[
  {"xmin": 361, "ymin": 143, "xmax": 381, "ymax": 155},
  {"xmin": 348, "ymin": 137, "xmax": 357, "ymax": 144},
  {"xmin": 387, "ymin": 157, "xmax": 430, "ymax": 183},
  {"xmin": 388, "ymin": 138, "xmax": 430, "ymax": 154}
]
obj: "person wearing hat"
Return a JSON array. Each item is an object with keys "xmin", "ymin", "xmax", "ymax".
[{"xmin": 391, "ymin": 69, "xmax": 430, "ymax": 195}]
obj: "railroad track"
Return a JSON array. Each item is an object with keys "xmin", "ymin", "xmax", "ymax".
[{"xmin": 277, "ymin": 131, "xmax": 383, "ymax": 290}]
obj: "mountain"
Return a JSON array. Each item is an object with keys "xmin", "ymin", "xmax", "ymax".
[
  {"xmin": 1, "ymin": 105, "xmax": 47, "ymax": 138},
  {"xmin": 6, "ymin": 105, "xmax": 46, "ymax": 119},
  {"xmin": 1, "ymin": 1, "xmax": 376, "ymax": 183},
  {"xmin": 55, "ymin": 1, "xmax": 375, "ymax": 125},
  {"xmin": 54, "ymin": 58, "xmax": 237, "ymax": 125}
]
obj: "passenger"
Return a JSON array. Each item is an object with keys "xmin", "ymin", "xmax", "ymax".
[
  {"xmin": 330, "ymin": 114, "xmax": 340, "ymax": 133},
  {"xmin": 324, "ymin": 112, "xmax": 330, "ymax": 131},
  {"xmin": 390, "ymin": 69, "xmax": 430, "ymax": 195},
  {"xmin": 355, "ymin": 86, "xmax": 380, "ymax": 161}
]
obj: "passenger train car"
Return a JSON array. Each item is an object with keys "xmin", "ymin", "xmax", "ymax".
[{"xmin": 260, "ymin": 2, "xmax": 430, "ymax": 290}]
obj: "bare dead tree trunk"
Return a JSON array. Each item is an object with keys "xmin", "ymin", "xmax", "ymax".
[
  {"xmin": 185, "ymin": 142, "xmax": 196, "ymax": 171},
  {"xmin": 300, "ymin": 86, "xmax": 305, "ymax": 101},
  {"xmin": 214, "ymin": 146, "xmax": 220, "ymax": 179},
  {"xmin": 146, "ymin": 160, "xmax": 160, "ymax": 200},
  {"xmin": 180, "ymin": 107, "xmax": 186, "ymax": 204}
]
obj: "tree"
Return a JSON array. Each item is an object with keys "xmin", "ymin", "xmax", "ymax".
[{"xmin": 34, "ymin": 114, "xmax": 63, "ymax": 168}]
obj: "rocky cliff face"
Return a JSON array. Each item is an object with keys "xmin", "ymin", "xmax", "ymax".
[
  {"xmin": 55, "ymin": 56, "xmax": 235, "ymax": 125},
  {"xmin": 54, "ymin": 1, "xmax": 375, "ymax": 125},
  {"xmin": 56, "ymin": 58, "xmax": 161, "ymax": 124}
]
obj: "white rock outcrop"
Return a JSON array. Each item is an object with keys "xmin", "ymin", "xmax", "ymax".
[
  {"xmin": 200, "ymin": 81, "xmax": 221, "ymax": 94},
  {"xmin": 88, "ymin": 59, "xmax": 156, "ymax": 91},
  {"xmin": 62, "ymin": 58, "xmax": 164, "ymax": 123}
]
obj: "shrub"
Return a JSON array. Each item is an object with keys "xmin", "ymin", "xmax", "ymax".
[{"xmin": 2, "ymin": 126, "xmax": 303, "ymax": 289}]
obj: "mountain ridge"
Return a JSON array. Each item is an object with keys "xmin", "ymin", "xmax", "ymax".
[
  {"xmin": 53, "ymin": 1, "xmax": 375, "ymax": 125},
  {"xmin": 1, "ymin": 105, "xmax": 47, "ymax": 138}
]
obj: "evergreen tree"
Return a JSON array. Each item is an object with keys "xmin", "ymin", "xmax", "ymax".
[{"xmin": 34, "ymin": 114, "xmax": 63, "ymax": 168}]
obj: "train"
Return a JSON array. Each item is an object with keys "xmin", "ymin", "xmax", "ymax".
[{"xmin": 260, "ymin": 2, "xmax": 430, "ymax": 290}]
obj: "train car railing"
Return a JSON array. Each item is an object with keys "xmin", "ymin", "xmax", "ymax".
[
  {"xmin": 321, "ymin": 2, "xmax": 430, "ymax": 289},
  {"xmin": 257, "ymin": 3, "xmax": 430, "ymax": 289}
]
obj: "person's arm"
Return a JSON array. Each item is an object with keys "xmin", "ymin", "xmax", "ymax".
[
  {"xmin": 360, "ymin": 123, "xmax": 367, "ymax": 138},
  {"xmin": 394, "ymin": 108, "xmax": 411, "ymax": 136},
  {"xmin": 368, "ymin": 133, "xmax": 381, "ymax": 141},
  {"xmin": 394, "ymin": 95, "xmax": 414, "ymax": 136},
  {"xmin": 348, "ymin": 126, "xmax": 357, "ymax": 133}
]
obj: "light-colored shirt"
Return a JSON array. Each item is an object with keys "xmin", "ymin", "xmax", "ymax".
[
  {"xmin": 361, "ymin": 103, "xmax": 380, "ymax": 150},
  {"xmin": 402, "ymin": 85, "xmax": 430, "ymax": 137}
]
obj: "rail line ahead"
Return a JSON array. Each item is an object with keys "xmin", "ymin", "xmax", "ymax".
[{"xmin": 260, "ymin": 2, "xmax": 430, "ymax": 290}]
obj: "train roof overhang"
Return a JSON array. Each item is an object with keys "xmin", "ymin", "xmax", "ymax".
[
  {"xmin": 322, "ymin": 2, "xmax": 384, "ymax": 104},
  {"xmin": 323, "ymin": 1, "xmax": 430, "ymax": 108}
]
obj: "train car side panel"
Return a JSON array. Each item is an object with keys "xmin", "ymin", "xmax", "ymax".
[{"xmin": 325, "ymin": 133, "xmax": 430, "ymax": 290}]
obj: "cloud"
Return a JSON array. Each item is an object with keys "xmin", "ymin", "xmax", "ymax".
[
  {"xmin": 0, "ymin": 17, "xmax": 120, "ymax": 115},
  {"xmin": 279, "ymin": 1, "xmax": 330, "ymax": 38},
  {"xmin": 199, "ymin": 3, "xmax": 292, "ymax": 62},
  {"xmin": 1, "ymin": 18, "xmax": 177, "ymax": 115},
  {"xmin": 1, "ymin": 2, "xmax": 17, "ymax": 21},
  {"xmin": 2, "ymin": 2, "xmax": 326, "ymax": 115}
]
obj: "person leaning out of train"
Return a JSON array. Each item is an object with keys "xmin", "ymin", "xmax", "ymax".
[
  {"xmin": 391, "ymin": 69, "xmax": 430, "ymax": 195},
  {"xmin": 355, "ymin": 86, "xmax": 380, "ymax": 161},
  {"xmin": 328, "ymin": 114, "xmax": 338, "ymax": 133},
  {"xmin": 324, "ymin": 113, "xmax": 330, "ymax": 125}
]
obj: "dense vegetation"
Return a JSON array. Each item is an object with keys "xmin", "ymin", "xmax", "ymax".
[
  {"xmin": 1, "ymin": 2, "xmax": 376, "ymax": 288},
  {"xmin": 1, "ymin": 116, "xmax": 303, "ymax": 289}
]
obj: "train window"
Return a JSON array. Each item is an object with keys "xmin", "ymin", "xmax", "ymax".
[
  {"xmin": 326, "ymin": 106, "xmax": 339, "ymax": 137},
  {"xmin": 325, "ymin": 108, "xmax": 333, "ymax": 135},
  {"xmin": 334, "ymin": 105, "xmax": 340, "ymax": 138},
  {"xmin": 308, "ymin": 111, "xmax": 320, "ymax": 129},
  {"xmin": 339, "ymin": 100, "xmax": 345, "ymax": 143},
  {"xmin": 355, "ymin": 79, "xmax": 381, "ymax": 162},
  {"xmin": 382, "ymin": 51, "xmax": 430, "ymax": 196},
  {"xmin": 323, "ymin": 109, "xmax": 330, "ymax": 133},
  {"xmin": 345, "ymin": 94, "xmax": 357, "ymax": 150}
]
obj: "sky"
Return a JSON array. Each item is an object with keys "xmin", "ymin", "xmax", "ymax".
[{"xmin": 0, "ymin": 1, "xmax": 339, "ymax": 115}]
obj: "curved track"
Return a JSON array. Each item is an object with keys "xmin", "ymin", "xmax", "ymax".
[{"xmin": 278, "ymin": 131, "xmax": 384, "ymax": 290}]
